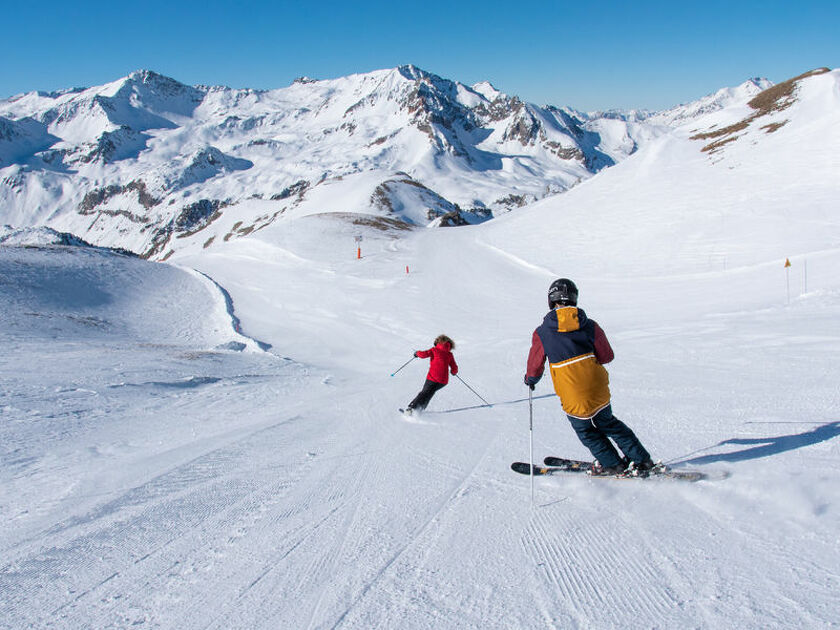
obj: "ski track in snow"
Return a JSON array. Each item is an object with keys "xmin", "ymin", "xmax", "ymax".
[{"xmin": 327, "ymin": 424, "xmax": 504, "ymax": 629}]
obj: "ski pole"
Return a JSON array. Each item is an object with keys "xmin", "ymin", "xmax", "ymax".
[
  {"xmin": 529, "ymin": 387, "xmax": 534, "ymax": 505},
  {"xmin": 390, "ymin": 356, "xmax": 416, "ymax": 377},
  {"xmin": 455, "ymin": 374, "xmax": 491, "ymax": 406}
]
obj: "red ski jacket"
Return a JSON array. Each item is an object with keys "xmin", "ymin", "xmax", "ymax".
[{"xmin": 417, "ymin": 342, "xmax": 458, "ymax": 384}]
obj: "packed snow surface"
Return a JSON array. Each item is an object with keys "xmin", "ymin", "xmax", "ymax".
[{"xmin": 2, "ymin": 69, "xmax": 840, "ymax": 629}]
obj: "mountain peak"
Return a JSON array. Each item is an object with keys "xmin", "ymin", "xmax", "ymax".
[
  {"xmin": 396, "ymin": 65, "xmax": 438, "ymax": 83},
  {"xmin": 120, "ymin": 69, "xmax": 194, "ymax": 94},
  {"xmin": 108, "ymin": 70, "xmax": 204, "ymax": 117},
  {"xmin": 471, "ymin": 81, "xmax": 501, "ymax": 101},
  {"xmin": 126, "ymin": 69, "xmax": 173, "ymax": 84}
]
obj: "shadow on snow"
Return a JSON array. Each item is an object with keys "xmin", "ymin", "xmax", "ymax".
[
  {"xmin": 428, "ymin": 393, "xmax": 555, "ymax": 414},
  {"xmin": 678, "ymin": 421, "xmax": 840, "ymax": 465}
]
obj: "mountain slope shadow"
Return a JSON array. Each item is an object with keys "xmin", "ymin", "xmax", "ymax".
[{"xmin": 681, "ymin": 421, "xmax": 840, "ymax": 465}]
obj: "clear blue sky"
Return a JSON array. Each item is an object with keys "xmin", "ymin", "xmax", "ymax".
[{"xmin": 3, "ymin": 0, "xmax": 838, "ymax": 111}]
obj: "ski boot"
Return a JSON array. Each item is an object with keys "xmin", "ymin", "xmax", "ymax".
[
  {"xmin": 626, "ymin": 459, "xmax": 666, "ymax": 477},
  {"xmin": 589, "ymin": 460, "xmax": 627, "ymax": 477}
]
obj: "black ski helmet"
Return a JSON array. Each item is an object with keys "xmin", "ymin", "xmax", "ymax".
[{"xmin": 547, "ymin": 278, "xmax": 578, "ymax": 308}]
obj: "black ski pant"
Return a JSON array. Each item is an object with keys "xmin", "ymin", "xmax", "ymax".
[
  {"xmin": 567, "ymin": 405, "xmax": 651, "ymax": 468},
  {"xmin": 408, "ymin": 379, "xmax": 446, "ymax": 411}
]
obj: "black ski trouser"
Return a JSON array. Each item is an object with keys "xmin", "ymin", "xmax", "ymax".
[
  {"xmin": 408, "ymin": 379, "xmax": 445, "ymax": 411},
  {"xmin": 567, "ymin": 404, "xmax": 651, "ymax": 468}
]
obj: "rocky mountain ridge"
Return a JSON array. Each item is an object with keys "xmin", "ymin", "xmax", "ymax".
[{"xmin": 0, "ymin": 65, "xmax": 778, "ymax": 258}]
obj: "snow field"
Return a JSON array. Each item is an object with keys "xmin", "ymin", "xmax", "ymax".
[
  {"xmin": 2, "ymin": 214, "xmax": 839, "ymax": 628},
  {"xmin": 172, "ymin": 205, "xmax": 838, "ymax": 628}
]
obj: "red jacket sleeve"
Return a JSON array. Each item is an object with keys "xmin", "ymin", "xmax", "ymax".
[
  {"xmin": 416, "ymin": 348, "xmax": 432, "ymax": 359},
  {"xmin": 593, "ymin": 323, "xmax": 614, "ymax": 364},
  {"xmin": 526, "ymin": 330, "xmax": 546, "ymax": 380},
  {"xmin": 449, "ymin": 354, "xmax": 458, "ymax": 375}
]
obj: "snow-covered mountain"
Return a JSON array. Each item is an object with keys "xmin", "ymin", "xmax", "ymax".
[
  {"xmin": 2, "ymin": 66, "xmax": 840, "ymax": 629},
  {"xmin": 0, "ymin": 224, "xmax": 94, "ymax": 247},
  {"xmin": 646, "ymin": 76, "xmax": 774, "ymax": 126},
  {"xmin": 0, "ymin": 65, "xmax": 779, "ymax": 258}
]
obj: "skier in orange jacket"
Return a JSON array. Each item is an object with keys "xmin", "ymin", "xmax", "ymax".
[{"xmin": 525, "ymin": 279, "xmax": 654, "ymax": 475}]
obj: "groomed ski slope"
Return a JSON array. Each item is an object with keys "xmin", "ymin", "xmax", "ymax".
[
  {"xmin": 172, "ymin": 222, "xmax": 839, "ymax": 630},
  {"xmin": 2, "ymin": 73, "xmax": 840, "ymax": 628}
]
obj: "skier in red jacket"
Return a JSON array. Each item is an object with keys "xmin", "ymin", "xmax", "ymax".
[{"xmin": 404, "ymin": 335, "xmax": 458, "ymax": 415}]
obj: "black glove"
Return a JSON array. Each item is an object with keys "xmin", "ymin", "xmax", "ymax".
[
  {"xmin": 413, "ymin": 351, "xmax": 419, "ymax": 357},
  {"xmin": 523, "ymin": 375, "xmax": 536, "ymax": 390}
]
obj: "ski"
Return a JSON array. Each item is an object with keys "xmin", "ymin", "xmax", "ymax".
[
  {"xmin": 544, "ymin": 456, "xmax": 708, "ymax": 481},
  {"xmin": 510, "ymin": 462, "xmax": 571, "ymax": 476},
  {"xmin": 510, "ymin": 457, "xmax": 709, "ymax": 482},
  {"xmin": 541, "ymin": 456, "xmax": 592, "ymax": 471}
]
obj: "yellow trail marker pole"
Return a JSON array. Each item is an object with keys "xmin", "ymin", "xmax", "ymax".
[{"xmin": 784, "ymin": 258, "xmax": 792, "ymax": 304}]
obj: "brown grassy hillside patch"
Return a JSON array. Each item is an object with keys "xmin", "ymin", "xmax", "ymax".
[
  {"xmin": 761, "ymin": 121, "xmax": 789, "ymax": 134},
  {"xmin": 700, "ymin": 136, "xmax": 739, "ymax": 153},
  {"xmin": 748, "ymin": 68, "xmax": 830, "ymax": 114},
  {"xmin": 691, "ymin": 119, "xmax": 750, "ymax": 141},
  {"xmin": 691, "ymin": 67, "xmax": 829, "ymax": 152}
]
